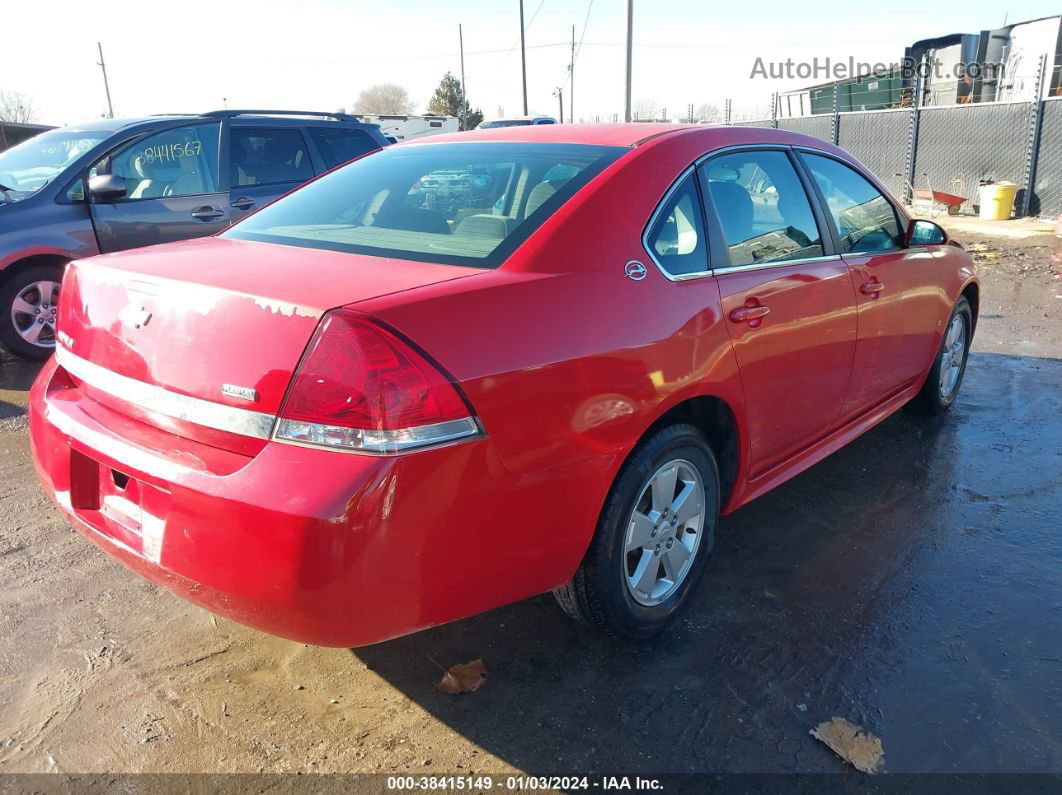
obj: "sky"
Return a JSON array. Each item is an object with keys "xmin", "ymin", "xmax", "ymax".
[{"xmin": 4, "ymin": 0, "xmax": 1059, "ymax": 127}]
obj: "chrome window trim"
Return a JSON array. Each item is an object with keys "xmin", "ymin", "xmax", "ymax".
[
  {"xmin": 55, "ymin": 346, "xmax": 276, "ymax": 440},
  {"xmin": 713, "ymin": 254, "xmax": 842, "ymax": 275},
  {"xmin": 643, "ymin": 144, "xmax": 822, "ymax": 283},
  {"xmin": 641, "ymin": 166, "xmax": 707, "ymax": 283}
]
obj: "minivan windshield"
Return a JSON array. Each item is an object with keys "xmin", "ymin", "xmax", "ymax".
[
  {"xmin": 0, "ymin": 129, "xmax": 105, "ymax": 201},
  {"xmin": 224, "ymin": 142, "xmax": 624, "ymax": 267}
]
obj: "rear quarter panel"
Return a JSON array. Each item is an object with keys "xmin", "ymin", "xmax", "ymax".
[{"xmin": 357, "ymin": 131, "xmax": 750, "ymax": 529}]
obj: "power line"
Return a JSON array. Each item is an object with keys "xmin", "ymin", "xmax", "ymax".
[
  {"xmin": 559, "ymin": 0, "xmax": 595, "ymax": 93},
  {"xmin": 495, "ymin": 0, "xmax": 547, "ymax": 67}
]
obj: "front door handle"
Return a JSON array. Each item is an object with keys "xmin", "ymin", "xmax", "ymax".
[
  {"xmin": 860, "ymin": 280, "xmax": 885, "ymax": 296},
  {"xmin": 191, "ymin": 206, "xmax": 225, "ymax": 221},
  {"xmin": 729, "ymin": 305, "xmax": 771, "ymax": 325},
  {"xmin": 230, "ymin": 196, "xmax": 255, "ymax": 211}
]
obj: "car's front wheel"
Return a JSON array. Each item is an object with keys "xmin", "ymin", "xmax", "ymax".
[
  {"xmin": 909, "ymin": 296, "xmax": 973, "ymax": 414},
  {"xmin": 0, "ymin": 264, "xmax": 63, "ymax": 360},
  {"xmin": 554, "ymin": 424, "xmax": 720, "ymax": 638}
]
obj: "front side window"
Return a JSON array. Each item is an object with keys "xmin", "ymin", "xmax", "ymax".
[
  {"xmin": 307, "ymin": 127, "xmax": 380, "ymax": 170},
  {"xmin": 224, "ymin": 142, "xmax": 624, "ymax": 268},
  {"xmin": 701, "ymin": 150, "xmax": 823, "ymax": 267},
  {"xmin": 102, "ymin": 122, "xmax": 219, "ymax": 200},
  {"xmin": 802, "ymin": 153, "xmax": 902, "ymax": 253},
  {"xmin": 230, "ymin": 128, "xmax": 313, "ymax": 186},
  {"xmin": 0, "ymin": 129, "xmax": 105, "ymax": 201},
  {"xmin": 644, "ymin": 173, "xmax": 708, "ymax": 277}
]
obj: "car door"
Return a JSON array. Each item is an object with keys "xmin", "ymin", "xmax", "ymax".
[
  {"xmin": 89, "ymin": 122, "xmax": 227, "ymax": 253},
  {"xmin": 699, "ymin": 147, "xmax": 858, "ymax": 478},
  {"xmin": 227, "ymin": 126, "xmax": 315, "ymax": 223},
  {"xmin": 797, "ymin": 151, "xmax": 940, "ymax": 419}
]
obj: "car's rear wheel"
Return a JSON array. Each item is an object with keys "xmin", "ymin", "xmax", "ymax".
[
  {"xmin": 554, "ymin": 423, "xmax": 720, "ymax": 638},
  {"xmin": 909, "ymin": 296, "xmax": 972, "ymax": 414},
  {"xmin": 0, "ymin": 264, "xmax": 63, "ymax": 360}
]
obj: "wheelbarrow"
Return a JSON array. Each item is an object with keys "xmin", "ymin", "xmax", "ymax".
[{"xmin": 897, "ymin": 172, "xmax": 967, "ymax": 217}]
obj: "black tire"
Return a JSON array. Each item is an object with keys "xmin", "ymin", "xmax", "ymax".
[
  {"xmin": 0, "ymin": 263, "xmax": 63, "ymax": 361},
  {"xmin": 909, "ymin": 296, "xmax": 973, "ymax": 415},
  {"xmin": 554, "ymin": 423, "xmax": 721, "ymax": 639}
]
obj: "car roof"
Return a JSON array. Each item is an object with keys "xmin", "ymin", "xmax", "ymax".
[
  {"xmin": 53, "ymin": 111, "xmax": 379, "ymax": 136},
  {"xmin": 409, "ymin": 123, "xmax": 701, "ymax": 148},
  {"xmin": 402, "ymin": 123, "xmax": 853, "ymax": 155}
]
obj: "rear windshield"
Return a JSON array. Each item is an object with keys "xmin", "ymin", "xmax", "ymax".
[{"xmin": 223, "ymin": 142, "xmax": 625, "ymax": 267}]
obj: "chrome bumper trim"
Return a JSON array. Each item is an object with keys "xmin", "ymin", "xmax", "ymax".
[{"xmin": 55, "ymin": 346, "xmax": 276, "ymax": 440}]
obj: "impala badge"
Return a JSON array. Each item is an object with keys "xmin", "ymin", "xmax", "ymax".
[
  {"xmin": 222, "ymin": 383, "xmax": 258, "ymax": 402},
  {"xmin": 624, "ymin": 260, "xmax": 648, "ymax": 281},
  {"xmin": 119, "ymin": 304, "xmax": 152, "ymax": 329}
]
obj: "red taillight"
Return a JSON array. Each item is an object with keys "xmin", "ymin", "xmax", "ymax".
[{"xmin": 276, "ymin": 310, "xmax": 480, "ymax": 453}]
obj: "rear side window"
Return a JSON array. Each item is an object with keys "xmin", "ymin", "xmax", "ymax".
[
  {"xmin": 801, "ymin": 153, "xmax": 902, "ymax": 253},
  {"xmin": 645, "ymin": 173, "xmax": 708, "ymax": 277},
  {"xmin": 308, "ymin": 127, "xmax": 380, "ymax": 169},
  {"xmin": 224, "ymin": 143, "xmax": 625, "ymax": 268},
  {"xmin": 230, "ymin": 128, "xmax": 313, "ymax": 187},
  {"xmin": 701, "ymin": 150, "xmax": 823, "ymax": 267}
]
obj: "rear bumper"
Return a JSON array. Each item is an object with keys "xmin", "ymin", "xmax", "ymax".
[{"xmin": 29, "ymin": 358, "xmax": 613, "ymax": 646}]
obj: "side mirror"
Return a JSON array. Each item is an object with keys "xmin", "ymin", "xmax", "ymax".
[
  {"xmin": 907, "ymin": 219, "xmax": 946, "ymax": 246},
  {"xmin": 88, "ymin": 173, "xmax": 128, "ymax": 202}
]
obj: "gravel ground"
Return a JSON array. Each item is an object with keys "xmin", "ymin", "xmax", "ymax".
[{"xmin": 0, "ymin": 222, "xmax": 1058, "ymax": 778}]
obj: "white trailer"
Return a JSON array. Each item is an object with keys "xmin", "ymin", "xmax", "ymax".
[{"xmin": 356, "ymin": 115, "xmax": 459, "ymax": 142}]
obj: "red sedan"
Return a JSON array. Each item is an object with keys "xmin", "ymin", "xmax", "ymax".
[{"xmin": 29, "ymin": 124, "xmax": 978, "ymax": 646}]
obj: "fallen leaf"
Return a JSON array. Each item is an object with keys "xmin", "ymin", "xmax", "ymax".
[
  {"xmin": 434, "ymin": 659, "xmax": 488, "ymax": 694},
  {"xmin": 810, "ymin": 717, "xmax": 885, "ymax": 774}
]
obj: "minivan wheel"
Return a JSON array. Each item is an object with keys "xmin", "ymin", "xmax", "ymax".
[
  {"xmin": 553, "ymin": 423, "xmax": 720, "ymax": 638},
  {"xmin": 0, "ymin": 264, "xmax": 63, "ymax": 360},
  {"xmin": 909, "ymin": 296, "xmax": 972, "ymax": 415}
]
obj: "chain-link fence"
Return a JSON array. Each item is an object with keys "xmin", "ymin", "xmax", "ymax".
[
  {"xmin": 723, "ymin": 96, "xmax": 1062, "ymax": 218},
  {"xmin": 913, "ymin": 101, "xmax": 1033, "ymax": 208},
  {"xmin": 837, "ymin": 109, "xmax": 911, "ymax": 200},
  {"xmin": 1032, "ymin": 98, "xmax": 1062, "ymax": 217},
  {"xmin": 777, "ymin": 115, "xmax": 833, "ymax": 143}
]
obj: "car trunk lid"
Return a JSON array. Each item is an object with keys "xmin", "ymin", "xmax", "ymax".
[{"xmin": 55, "ymin": 237, "xmax": 480, "ymax": 453}]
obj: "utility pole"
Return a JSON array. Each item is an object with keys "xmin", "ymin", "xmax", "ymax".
[
  {"xmin": 570, "ymin": 24, "xmax": 575, "ymax": 123},
  {"xmin": 459, "ymin": 24, "xmax": 467, "ymax": 130},
  {"xmin": 624, "ymin": 0, "xmax": 633, "ymax": 122},
  {"xmin": 556, "ymin": 88, "xmax": 564, "ymax": 123},
  {"xmin": 97, "ymin": 42, "xmax": 114, "ymax": 119},
  {"xmin": 519, "ymin": 0, "xmax": 528, "ymax": 115}
]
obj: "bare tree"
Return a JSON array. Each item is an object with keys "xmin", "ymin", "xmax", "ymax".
[
  {"xmin": 0, "ymin": 90, "xmax": 39, "ymax": 123},
  {"xmin": 633, "ymin": 97, "xmax": 660, "ymax": 121},
  {"xmin": 695, "ymin": 103, "xmax": 723, "ymax": 123},
  {"xmin": 353, "ymin": 83, "xmax": 415, "ymax": 115}
]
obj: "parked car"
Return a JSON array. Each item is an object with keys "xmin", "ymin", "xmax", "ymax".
[
  {"xmin": 477, "ymin": 115, "xmax": 558, "ymax": 128},
  {"xmin": 29, "ymin": 124, "xmax": 978, "ymax": 647},
  {"xmin": 0, "ymin": 110, "xmax": 388, "ymax": 359}
]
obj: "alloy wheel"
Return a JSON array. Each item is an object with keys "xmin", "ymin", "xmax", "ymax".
[
  {"xmin": 938, "ymin": 313, "xmax": 967, "ymax": 398},
  {"xmin": 623, "ymin": 459, "xmax": 706, "ymax": 606},
  {"xmin": 10, "ymin": 280, "xmax": 59, "ymax": 350}
]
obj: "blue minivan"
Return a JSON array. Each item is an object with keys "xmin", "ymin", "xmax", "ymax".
[{"xmin": 0, "ymin": 110, "xmax": 388, "ymax": 359}]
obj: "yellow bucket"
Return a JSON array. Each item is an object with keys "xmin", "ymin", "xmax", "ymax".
[{"xmin": 978, "ymin": 182, "xmax": 1018, "ymax": 220}]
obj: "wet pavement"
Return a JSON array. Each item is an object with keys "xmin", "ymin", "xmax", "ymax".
[
  {"xmin": 352, "ymin": 351, "xmax": 1062, "ymax": 774},
  {"xmin": 0, "ymin": 229, "xmax": 1059, "ymax": 777}
]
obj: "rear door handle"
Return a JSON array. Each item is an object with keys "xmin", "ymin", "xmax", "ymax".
[
  {"xmin": 729, "ymin": 305, "xmax": 771, "ymax": 324},
  {"xmin": 230, "ymin": 196, "xmax": 255, "ymax": 211},
  {"xmin": 860, "ymin": 280, "xmax": 885, "ymax": 296},
  {"xmin": 191, "ymin": 206, "xmax": 225, "ymax": 221}
]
